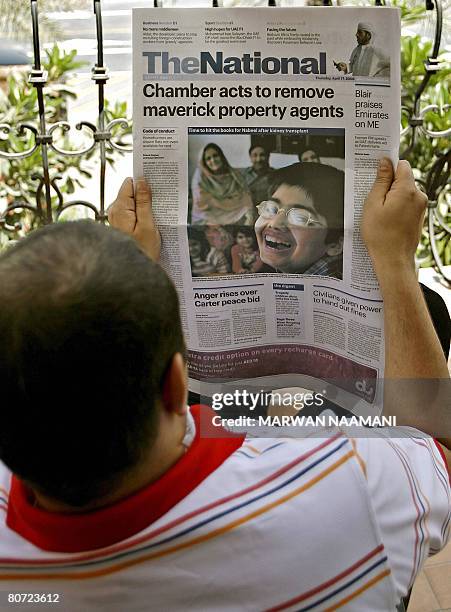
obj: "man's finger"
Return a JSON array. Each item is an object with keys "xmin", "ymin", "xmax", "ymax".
[
  {"xmin": 109, "ymin": 177, "xmax": 135, "ymax": 220},
  {"xmin": 108, "ymin": 178, "xmax": 135, "ymax": 228},
  {"xmin": 367, "ymin": 157, "xmax": 394, "ymax": 203},
  {"xmin": 393, "ymin": 160, "xmax": 415, "ymax": 187},
  {"xmin": 392, "ymin": 161, "xmax": 426, "ymax": 213},
  {"xmin": 134, "ymin": 178, "xmax": 151, "ymax": 214},
  {"xmin": 116, "ymin": 177, "xmax": 135, "ymax": 203}
]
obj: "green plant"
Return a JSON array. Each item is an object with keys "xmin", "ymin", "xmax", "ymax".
[
  {"xmin": 390, "ymin": 0, "xmax": 451, "ymax": 269},
  {"xmin": 0, "ymin": 44, "xmax": 131, "ymax": 238},
  {"xmin": 399, "ymin": 28, "xmax": 450, "ymax": 268}
]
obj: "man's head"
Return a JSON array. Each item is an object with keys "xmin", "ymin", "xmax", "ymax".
[
  {"xmin": 249, "ymin": 145, "xmax": 270, "ymax": 174},
  {"xmin": 254, "ymin": 163, "xmax": 344, "ymax": 274},
  {"xmin": 0, "ymin": 221, "xmax": 186, "ymax": 508},
  {"xmin": 299, "ymin": 149, "xmax": 321, "ymax": 164},
  {"xmin": 189, "ymin": 227, "xmax": 210, "ymax": 260},
  {"xmin": 356, "ymin": 22, "xmax": 373, "ymax": 46}
]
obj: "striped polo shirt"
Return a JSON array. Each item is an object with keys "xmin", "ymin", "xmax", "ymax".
[{"xmin": 0, "ymin": 405, "xmax": 449, "ymax": 611}]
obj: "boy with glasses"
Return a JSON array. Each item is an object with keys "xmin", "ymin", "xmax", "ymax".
[{"xmin": 255, "ymin": 162, "xmax": 344, "ymax": 278}]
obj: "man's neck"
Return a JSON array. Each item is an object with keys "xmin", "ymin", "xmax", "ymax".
[{"xmin": 32, "ymin": 412, "xmax": 188, "ymax": 514}]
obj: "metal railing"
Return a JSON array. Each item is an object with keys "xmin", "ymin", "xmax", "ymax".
[
  {"xmin": 0, "ymin": 0, "xmax": 132, "ymax": 227},
  {"xmin": 0, "ymin": 0, "xmax": 449, "ymax": 282}
]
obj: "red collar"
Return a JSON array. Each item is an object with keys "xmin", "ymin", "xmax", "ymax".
[{"xmin": 7, "ymin": 406, "xmax": 244, "ymax": 553}]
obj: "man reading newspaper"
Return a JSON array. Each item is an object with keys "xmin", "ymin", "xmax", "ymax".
[{"xmin": 0, "ymin": 160, "xmax": 449, "ymax": 611}]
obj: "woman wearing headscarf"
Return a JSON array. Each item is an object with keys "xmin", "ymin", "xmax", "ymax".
[{"xmin": 191, "ymin": 143, "xmax": 254, "ymax": 225}]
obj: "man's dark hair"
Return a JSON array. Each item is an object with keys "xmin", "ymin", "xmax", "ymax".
[
  {"xmin": 188, "ymin": 226, "xmax": 210, "ymax": 260},
  {"xmin": 0, "ymin": 221, "xmax": 185, "ymax": 507},
  {"xmin": 249, "ymin": 143, "xmax": 269, "ymax": 156},
  {"xmin": 270, "ymin": 162, "xmax": 344, "ymax": 244}
]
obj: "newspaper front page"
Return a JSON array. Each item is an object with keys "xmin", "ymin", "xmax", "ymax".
[{"xmin": 133, "ymin": 6, "xmax": 400, "ymax": 420}]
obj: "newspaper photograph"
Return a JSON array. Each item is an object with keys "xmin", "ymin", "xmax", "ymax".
[{"xmin": 133, "ymin": 6, "xmax": 401, "ymax": 420}]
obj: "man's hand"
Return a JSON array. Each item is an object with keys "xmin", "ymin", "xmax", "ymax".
[
  {"xmin": 362, "ymin": 158, "xmax": 449, "ymax": 447},
  {"xmin": 108, "ymin": 177, "xmax": 161, "ymax": 261},
  {"xmin": 361, "ymin": 158, "xmax": 427, "ymax": 281}
]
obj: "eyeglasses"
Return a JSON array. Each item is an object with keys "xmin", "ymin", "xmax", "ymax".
[{"xmin": 256, "ymin": 200, "xmax": 325, "ymax": 228}]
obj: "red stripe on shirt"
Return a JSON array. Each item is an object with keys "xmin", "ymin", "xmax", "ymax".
[
  {"xmin": 6, "ymin": 406, "xmax": 244, "ymax": 553},
  {"xmin": 265, "ymin": 544, "xmax": 385, "ymax": 611},
  {"xmin": 0, "ymin": 434, "xmax": 343, "ymax": 566}
]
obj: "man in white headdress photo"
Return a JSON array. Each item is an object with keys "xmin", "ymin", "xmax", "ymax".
[{"xmin": 336, "ymin": 22, "xmax": 390, "ymax": 78}]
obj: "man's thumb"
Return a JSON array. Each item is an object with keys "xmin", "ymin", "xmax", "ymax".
[{"xmin": 368, "ymin": 157, "xmax": 394, "ymax": 202}]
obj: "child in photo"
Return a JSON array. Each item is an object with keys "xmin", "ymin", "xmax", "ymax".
[
  {"xmin": 189, "ymin": 228, "xmax": 230, "ymax": 277},
  {"xmin": 231, "ymin": 226, "xmax": 264, "ymax": 274}
]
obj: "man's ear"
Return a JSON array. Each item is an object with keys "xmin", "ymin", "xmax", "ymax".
[
  {"xmin": 161, "ymin": 353, "xmax": 188, "ymax": 416},
  {"xmin": 326, "ymin": 236, "xmax": 344, "ymax": 257}
]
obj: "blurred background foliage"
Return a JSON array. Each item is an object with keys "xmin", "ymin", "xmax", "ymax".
[
  {"xmin": 396, "ymin": 2, "xmax": 450, "ymax": 268},
  {"xmin": 0, "ymin": 44, "xmax": 131, "ymax": 239}
]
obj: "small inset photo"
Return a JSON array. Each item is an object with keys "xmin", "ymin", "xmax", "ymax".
[
  {"xmin": 188, "ymin": 224, "xmax": 269, "ymax": 278},
  {"xmin": 333, "ymin": 21, "xmax": 390, "ymax": 80},
  {"xmin": 188, "ymin": 128, "xmax": 345, "ymax": 279}
]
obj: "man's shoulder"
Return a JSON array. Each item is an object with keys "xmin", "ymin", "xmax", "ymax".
[
  {"xmin": 239, "ymin": 166, "xmax": 252, "ymax": 175},
  {"xmin": 223, "ymin": 431, "xmax": 357, "ymax": 480},
  {"xmin": 230, "ymin": 426, "xmax": 448, "ymax": 475},
  {"xmin": 239, "ymin": 166, "xmax": 254, "ymax": 181}
]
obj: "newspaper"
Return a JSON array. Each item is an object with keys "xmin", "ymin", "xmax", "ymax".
[{"xmin": 133, "ymin": 6, "xmax": 400, "ymax": 419}]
